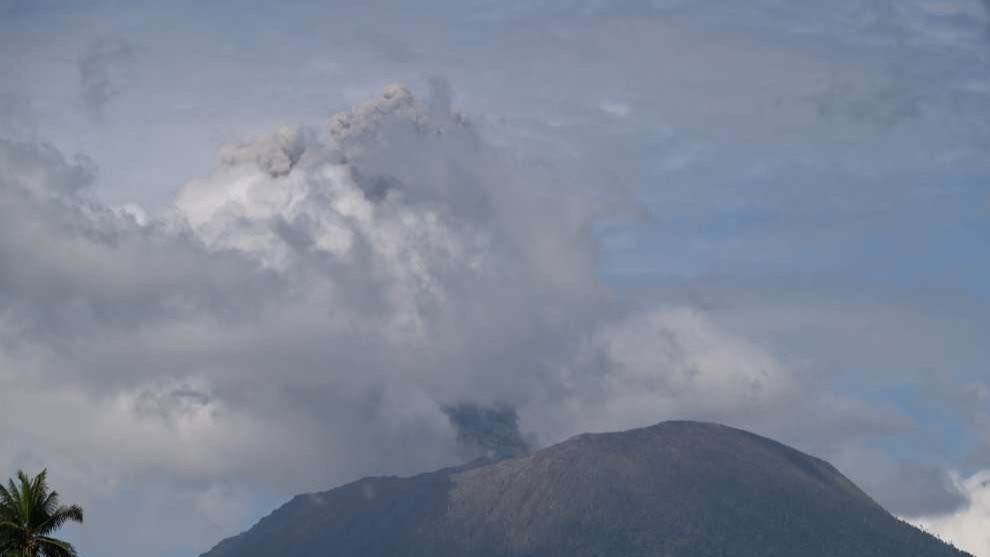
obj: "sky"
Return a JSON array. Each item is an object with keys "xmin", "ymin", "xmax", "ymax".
[{"xmin": 1, "ymin": 0, "xmax": 989, "ymax": 556}]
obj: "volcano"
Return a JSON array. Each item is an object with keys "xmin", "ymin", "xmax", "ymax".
[{"xmin": 200, "ymin": 421, "xmax": 970, "ymax": 557}]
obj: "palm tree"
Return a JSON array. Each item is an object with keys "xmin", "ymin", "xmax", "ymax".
[{"xmin": 0, "ymin": 470, "xmax": 84, "ymax": 557}]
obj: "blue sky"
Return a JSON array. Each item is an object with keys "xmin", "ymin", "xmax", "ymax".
[{"xmin": 2, "ymin": 1, "xmax": 989, "ymax": 556}]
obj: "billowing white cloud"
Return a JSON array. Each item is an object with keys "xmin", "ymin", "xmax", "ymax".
[
  {"xmin": 0, "ymin": 2, "xmax": 986, "ymax": 556},
  {"xmin": 0, "ymin": 86, "xmax": 638, "ymax": 553},
  {"xmin": 1, "ymin": 84, "xmax": 940, "ymax": 556},
  {"xmin": 3, "ymin": 0, "xmax": 989, "ymax": 530},
  {"xmin": 912, "ymin": 470, "xmax": 990, "ymax": 557},
  {"xmin": 523, "ymin": 306, "xmax": 798, "ymax": 441}
]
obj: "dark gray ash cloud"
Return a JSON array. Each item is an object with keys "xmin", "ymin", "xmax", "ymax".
[
  {"xmin": 218, "ymin": 127, "xmax": 312, "ymax": 178},
  {"xmin": 444, "ymin": 403, "xmax": 532, "ymax": 460},
  {"xmin": 78, "ymin": 38, "xmax": 136, "ymax": 122}
]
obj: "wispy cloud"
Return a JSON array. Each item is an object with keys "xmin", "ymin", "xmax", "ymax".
[{"xmin": 78, "ymin": 38, "xmax": 136, "ymax": 122}]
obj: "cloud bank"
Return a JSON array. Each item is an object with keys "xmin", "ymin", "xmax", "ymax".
[
  {"xmin": 0, "ymin": 85, "xmax": 613, "ymax": 553},
  {"xmin": 913, "ymin": 471, "xmax": 990, "ymax": 557},
  {"xmin": 0, "ymin": 82, "xmax": 981, "ymax": 556}
]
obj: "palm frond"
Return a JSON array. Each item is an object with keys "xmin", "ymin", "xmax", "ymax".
[
  {"xmin": 5, "ymin": 477, "xmax": 22, "ymax": 508},
  {"xmin": 0, "ymin": 470, "xmax": 83, "ymax": 557},
  {"xmin": 23, "ymin": 471, "xmax": 53, "ymax": 530},
  {"xmin": 36, "ymin": 505, "xmax": 84, "ymax": 537},
  {"xmin": 0, "ymin": 519, "xmax": 23, "ymax": 530},
  {"xmin": 0, "ymin": 537, "xmax": 21, "ymax": 557},
  {"xmin": 36, "ymin": 536, "xmax": 79, "ymax": 557},
  {"xmin": 30, "ymin": 470, "xmax": 49, "ymax": 499},
  {"xmin": 14, "ymin": 472, "xmax": 35, "ymax": 526},
  {"xmin": 0, "ymin": 482, "xmax": 13, "ymax": 505},
  {"xmin": 40, "ymin": 489, "xmax": 61, "ymax": 517}
]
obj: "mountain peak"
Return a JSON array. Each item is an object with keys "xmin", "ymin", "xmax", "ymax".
[{"xmin": 201, "ymin": 421, "xmax": 971, "ymax": 557}]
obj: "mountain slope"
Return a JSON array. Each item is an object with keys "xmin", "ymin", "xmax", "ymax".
[{"xmin": 200, "ymin": 421, "xmax": 971, "ymax": 557}]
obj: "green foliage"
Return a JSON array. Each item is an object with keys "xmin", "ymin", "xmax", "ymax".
[{"xmin": 0, "ymin": 470, "xmax": 84, "ymax": 557}]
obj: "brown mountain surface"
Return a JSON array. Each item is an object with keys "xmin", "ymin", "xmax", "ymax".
[{"xmin": 200, "ymin": 421, "xmax": 971, "ymax": 557}]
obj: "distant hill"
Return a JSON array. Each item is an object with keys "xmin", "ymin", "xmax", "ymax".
[{"xmin": 200, "ymin": 421, "xmax": 971, "ymax": 557}]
